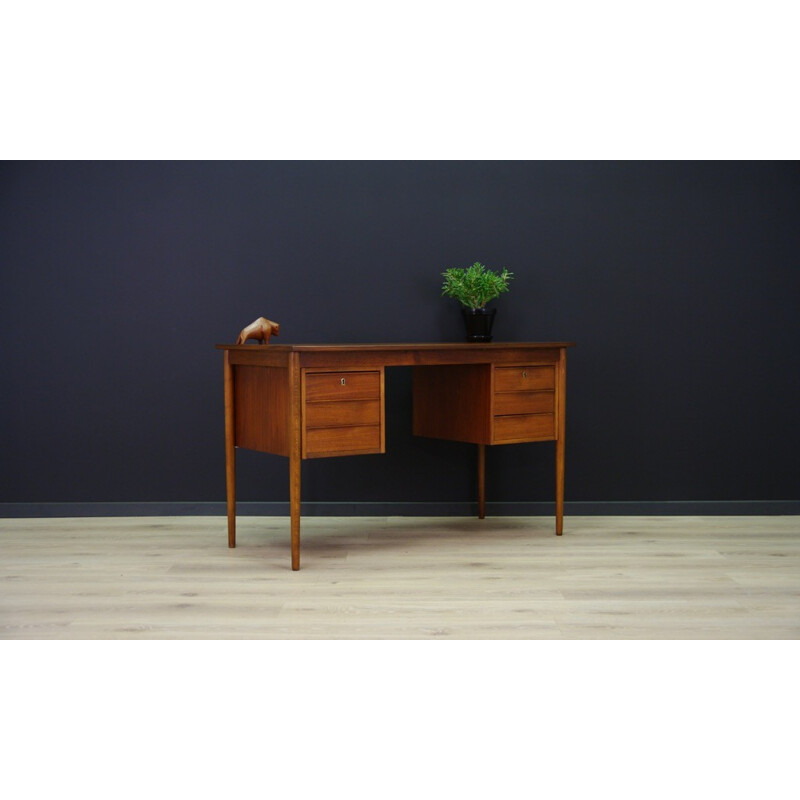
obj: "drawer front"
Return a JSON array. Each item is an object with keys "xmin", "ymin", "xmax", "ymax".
[
  {"xmin": 494, "ymin": 391, "xmax": 554, "ymax": 416},
  {"xmin": 305, "ymin": 399, "xmax": 381, "ymax": 429},
  {"xmin": 305, "ymin": 424, "xmax": 381, "ymax": 457},
  {"xmin": 494, "ymin": 365, "xmax": 555, "ymax": 393},
  {"xmin": 493, "ymin": 413, "xmax": 555, "ymax": 443},
  {"xmin": 305, "ymin": 370, "xmax": 381, "ymax": 402}
]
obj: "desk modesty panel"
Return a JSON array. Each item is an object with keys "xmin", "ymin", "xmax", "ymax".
[{"xmin": 216, "ymin": 342, "xmax": 575, "ymax": 570}]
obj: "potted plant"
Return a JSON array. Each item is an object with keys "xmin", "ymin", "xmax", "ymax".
[{"xmin": 441, "ymin": 261, "xmax": 514, "ymax": 342}]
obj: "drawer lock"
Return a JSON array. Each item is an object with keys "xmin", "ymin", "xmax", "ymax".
[{"xmin": 341, "ymin": 378, "xmax": 346, "ymax": 385}]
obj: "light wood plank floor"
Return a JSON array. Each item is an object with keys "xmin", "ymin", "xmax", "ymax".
[{"xmin": 1, "ymin": 515, "xmax": 798, "ymax": 639}]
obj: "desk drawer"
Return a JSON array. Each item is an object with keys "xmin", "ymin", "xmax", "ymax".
[
  {"xmin": 494, "ymin": 365, "xmax": 555, "ymax": 393},
  {"xmin": 494, "ymin": 391, "xmax": 554, "ymax": 416},
  {"xmin": 493, "ymin": 413, "xmax": 555, "ymax": 443},
  {"xmin": 306, "ymin": 425, "xmax": 382, "ymax": 457},
  {"xmin": 305, "ymin": 370, "xmax": 381, "ymax": 402},
  {"xmin": 305, "ymin": 399, "xmax": 381, "ymax": 429},
  {"xmin": 303, "ymin": 368, "xmax": 385, "ymax": 458}
]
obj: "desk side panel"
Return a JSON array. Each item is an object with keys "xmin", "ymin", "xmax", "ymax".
[{"xmin": 234, "ymin": 366, "xmax": 290, "ymax": 456}]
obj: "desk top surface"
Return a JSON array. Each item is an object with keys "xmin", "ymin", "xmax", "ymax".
[{"xmin": 217, "ymin": 342, "xmax": 575, "ymax": 352}]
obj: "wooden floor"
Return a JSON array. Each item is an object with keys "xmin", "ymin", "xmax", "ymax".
[{"xmin": 1, "ymin": 515, "xmax": 798, "ymax": 639}]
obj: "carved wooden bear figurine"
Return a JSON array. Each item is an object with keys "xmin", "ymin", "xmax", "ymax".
[{"xmin": 236, "ymin": 317, "xmax": 280, "ymax": 345}]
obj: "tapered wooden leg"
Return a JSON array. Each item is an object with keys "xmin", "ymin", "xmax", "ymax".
[
  {"xmin": 555, "ymin": 348, "xmax": 567, "ymax": 535},
  {"xmin": 289, "ymin": 352, "xmax": 302, "ymax": 570},
  {"xmin": 223, "ymin": 351, "xmax": 236, "ymax": 548},
  {"xmin": 477, "ymin": 443, "xmax": 486, "ymax": 519},
  {"xmin": 290, "ymin": 451, "xmax": 301, "ymax": 570},
  {"xmin": 555, "ymin": 436, "xmax": 565, "ymax": 535}
]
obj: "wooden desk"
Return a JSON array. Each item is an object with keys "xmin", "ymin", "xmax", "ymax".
[{"xmin": 216, "ymin": 342, "xmax": 575, "ymax": 569}]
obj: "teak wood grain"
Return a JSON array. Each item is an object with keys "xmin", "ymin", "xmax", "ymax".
[
  {"xmin": 227, "ymin": 348, "xmax": 291, "ymax": 368},
  {"xmin": 234, "ymin": 366, "xmax": 290, "ymax": 455},
  {"xmin": 555, "ymin": 347, "xmax": 567, "ymax": 535},
  {"xmin": 305, "ymin": 371, "xmax": 381, "ymax": 402},
  {"xmin": 301, "ymin": 368, "xmax": 386, "ymax": 460},
  {"xmin": 494, "ymin": 365, "xmax": 556, "ymax": 392},
  {"xmin": 412, "ymin": 364, "xmax": 492, "ymax": 444},
  {"xmin": 305, "ymin": 399, "xmax": 381, "ymax": 429},
  {"xmin": 217, "ymin": 342, "xmax": 575, "ymax": 569},
  {"xmin": 216, "ymin": 343, "xmax": 568, "ymax": 370},
  {"xmin": 494, "ymin": 391, "xmax": 555, "ymax": 416},
  {"xmin": 223, "ymin": 351, "xmax": 236, "ymax": 548},
  {"xmin": 289, "ymin": 352, "xmax": 302, "ymax": 569},
  {"xmin": 305, "ymin": 425, "xmax": 382, "ymax": 457},
  {"xmin": 493, "ymin": 413, "xmax": 555, "ymax": 443},
  {"xmin": 477, "ymin": 443, "xmax": 486, "ymax": 520}
]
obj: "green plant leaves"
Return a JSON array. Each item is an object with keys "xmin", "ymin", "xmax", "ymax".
[{"xmin": 441, "ymin": 261, "xmax": 513, "ymax": 309}]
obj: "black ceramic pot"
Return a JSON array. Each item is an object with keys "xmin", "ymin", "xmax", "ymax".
[{"xmin": 462, "ymin": 307, "xmax": 496, "ymax": 342}]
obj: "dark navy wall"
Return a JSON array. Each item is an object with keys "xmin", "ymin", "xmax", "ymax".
[{"xmin": 1, "ymin": 161, "xmax": 798, "ymax": 508}]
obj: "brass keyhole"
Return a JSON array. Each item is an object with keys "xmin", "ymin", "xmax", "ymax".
[
  {"xmin": 522, "ymin": 371, "xmax": 528, "ymax": 378},
  {"xmin": 341, "ymin": 378, "xmax": 346, "ymax": 386}
]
